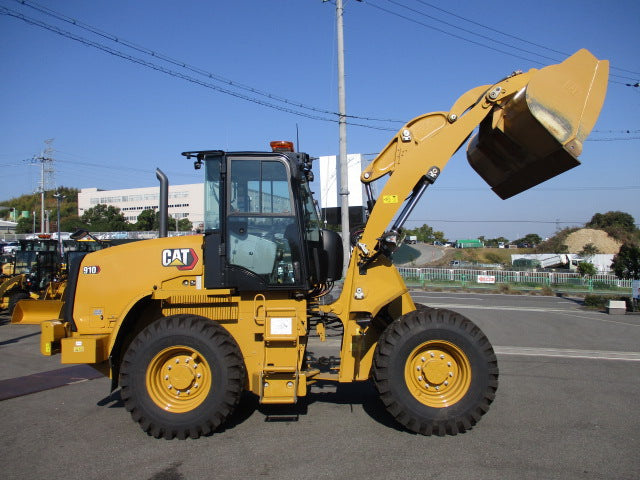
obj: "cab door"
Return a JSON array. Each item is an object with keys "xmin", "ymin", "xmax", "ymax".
[{"xmin": 224, "ymin": 156, "xmax": 305, "ymax": 291}]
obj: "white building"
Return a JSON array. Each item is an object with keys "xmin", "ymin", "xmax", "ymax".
[
  {"xmin": 78, "ymin": 184, "xmax": 204, "ymax": 229},
  {"xmin": 318, "ymin": 154, "xmax": 367, "ymax": 226}
]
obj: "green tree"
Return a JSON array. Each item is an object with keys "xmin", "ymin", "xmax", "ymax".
[
  {"xmin": 134, "ymin": 209, "xmax": 156, "ymax": 231},
  {"xmin": 535, "ymin": 227, "xmax": 576, "ymax": 253},
  {"xmin": 579, "ymin": 243, "xmax": 600, "ymax": 258},
  {"xmin": 405, "ymin": 223, "xmax": 446, "ymax": 243},
  {"xmin": 15, "ymin": 217, "xmax": 33, "ymax": 234},
  {"xmin": 577, "ymin": 262, "xmax": 597, "ymax": 277},
  {"xmin": 485, "ymin": 236, "xmax": 509, "ymax": 247},
  {"xmin": 81, "ymin": 204, "xmax": 128, "ymax": 232},
  {"xmin": 611, "ymin": 243, "xmax": 640, "ymax": 280},
  {"xmin": 177, "ymin": 218, "xmax": 193, "ymax": 231},
  {"xmin": 60, "ymin": 215, "xmax": 87, "ymax": 232},
  {"xmin": 134, "ymin": 210, "xmax": 193, "ymax": 232},
  {"xmin": 513, "ymin": 233, "xmax": 542, "ymax": 247},
  {"xmin": 587, "ymin": 211, "xmax": 636, "ymax": 232},
  {"xmin": 586, "ymin": 211, "xmax": 638, "ymax": 244}
]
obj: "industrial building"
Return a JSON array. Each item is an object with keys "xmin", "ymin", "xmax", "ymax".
[{"xmin": 77, "ymin": 184, "xmax": 204, "ymax": 230}]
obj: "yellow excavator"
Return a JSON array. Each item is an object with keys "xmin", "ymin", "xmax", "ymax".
[{"xmin": 27, "ymin": 49, "xmax": 608, "ymax": 439}]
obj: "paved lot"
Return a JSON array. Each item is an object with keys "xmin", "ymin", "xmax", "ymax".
[{"xmin": 1, "ymin": 292, "xmax": 639, "ymax": 480}]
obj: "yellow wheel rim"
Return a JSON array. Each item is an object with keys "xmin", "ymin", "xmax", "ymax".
[
  {"xmin": 404, "ymin": 340, "xmax": 471, "ymax": 408},
  {"xmin": 146, "ymin": 346, "xmax": 212, "ymax": 413}
]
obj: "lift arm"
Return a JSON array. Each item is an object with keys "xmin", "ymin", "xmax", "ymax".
[
  {"xmin": 322, "ymin": 49, "xmax": 608, "ymax": 382},
  {"xmin": 358, "ymin": 48, "xmax": 608, "ymax": 259}
]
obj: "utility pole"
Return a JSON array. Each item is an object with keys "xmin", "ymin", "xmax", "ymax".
[
  {"xmin": 30, "ymin": 139, "xmax": 55, "ymax": 233},
  {"xmin": 53, "ymin": 192, "xmax": 65, "ymax": 256},
  {"xmin": 336, "ymin": 0, "xmax": 350, "ymax": 275}
]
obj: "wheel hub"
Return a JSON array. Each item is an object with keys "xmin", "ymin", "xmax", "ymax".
[
  {"xmin": 163, "ymin": 355, "xmax": 199, "ymax": 392},
  {"xmin": 404, "ymin": 340, "xmax": 471, "ymax": 408},
  {"xmin": 146, "ymin": 346, "xmax": 211, "ymax": 413}
]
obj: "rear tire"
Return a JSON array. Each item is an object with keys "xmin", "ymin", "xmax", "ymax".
[
  {"xmin": 120, "ymin": 314, "xmax": 245, "ymax": 439},
  {"xmin": 372, "ymin": 308, "xmax": 498, "ymax": 435}
]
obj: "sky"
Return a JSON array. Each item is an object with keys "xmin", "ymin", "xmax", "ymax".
[{"xmin": 0, "ymin": 0, "xmax": 638, "ymax": 241}]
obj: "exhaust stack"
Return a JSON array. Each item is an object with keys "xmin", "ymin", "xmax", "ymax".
[{"xmin": 156, "ymin": 168, "xmax": 168, "ymax": 238}]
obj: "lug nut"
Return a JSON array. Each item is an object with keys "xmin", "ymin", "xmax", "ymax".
[
  {"xmin": 440, "ymin": 354, "xmax": 445, "ymax": 359},
  {"xmin": 416, "ymin": 366, "xmax": 421, "ymax": 371},
  {"xmin": 418, "ymin": 376, "xmax": 423, "ymax": 381}
]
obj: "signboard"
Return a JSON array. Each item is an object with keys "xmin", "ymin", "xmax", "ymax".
[
  {"xmin": 477, "ymin": 275, "xmax": 496, "ymax": 284},
  {"xmin": 633, "ymin": 280, "xmax": 640, "ymax": 300}
]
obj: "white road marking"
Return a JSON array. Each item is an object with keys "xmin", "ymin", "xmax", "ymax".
[
  {"xmin": 415, "ymin": 296, "xmax": 485, "ymax": 301},
  {"xmin": 553, "ymin": 311, "xmax": 640, "ymax": 327},
  {"xmin": 495, "ymin": 346, "xmax": 640, "ymax": 362},
  {"xmin": 413, "ymin": 302, "xmax": 582, "ymax": 314}
]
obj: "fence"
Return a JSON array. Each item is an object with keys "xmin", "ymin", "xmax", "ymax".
[
  {"xmin": 1, "ymin": 231, "xmax": 193, "ymax": 242},
  {"xmin": 397, "ymin": 266, "xmax": 633, "ymax": 293}
]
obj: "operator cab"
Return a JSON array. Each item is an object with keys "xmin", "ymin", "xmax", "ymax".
[{"xmin": 183, "ymin": 142, "xmax": 342, "ymax": 296}]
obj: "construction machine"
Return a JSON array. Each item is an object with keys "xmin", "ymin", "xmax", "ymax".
[
  {"xmin": 0, "ymin": 238, "xmax": 61, "ymax": 314},
  {"xmin": 33, "ymin": 49, "xmax": 608, "ymax": 439},
  {"xmin": 9, "ymin": 236, "xmax": 119, "ymax": 324}
]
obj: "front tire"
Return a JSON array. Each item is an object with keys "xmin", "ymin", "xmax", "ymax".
[
  {"xmin": 120, "ymin": 314, "xmax": 245, "ymax": 439},
  {"xmin": 372, "ymin": 308, "xmax": 498, "ymax": 435}
]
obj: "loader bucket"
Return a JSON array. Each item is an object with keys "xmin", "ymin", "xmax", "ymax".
[
  {"xmin": 467, "ymin": 49, "xmax": 609, "ymax": 199},
  {"xmin": 11, "ymin": 299, "xmax": 63, "ymax": 325}
]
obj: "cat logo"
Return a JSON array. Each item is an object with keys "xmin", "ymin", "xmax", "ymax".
[{"xmin": 161, "ymin": 248, "xmax": 199, "ymax": 270}]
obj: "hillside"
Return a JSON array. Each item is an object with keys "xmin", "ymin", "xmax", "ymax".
[
  {"xmin": 394, "ymin": 245, "xmax": 527, "ymax": 268},
  {"xmin": 564, "ymin": 228, "xmax": 622, "ymax": 254}
]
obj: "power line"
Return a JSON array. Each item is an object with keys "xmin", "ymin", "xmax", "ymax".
[
  {"xmin": 364, "ymin": 0, "xmax": 636, "ymax": 86},
  {"xmin": 588, "ymin": 137, "xmax": 640, "ymax": 142},
  {"xmin": 411, "ymin": 0, "xmax": 640, "ymax": 77},
  {"xmin": 409, "ymin": 219, "xmax": 587, "ymax": 224},
  {"xmin": 7, "ymin": 0, "xmax": 405, "ymax": 126}
]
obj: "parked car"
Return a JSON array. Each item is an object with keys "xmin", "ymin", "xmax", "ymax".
[{"xmin": 3, "ymin": 242, "xmax": 19, "ymax": 254}]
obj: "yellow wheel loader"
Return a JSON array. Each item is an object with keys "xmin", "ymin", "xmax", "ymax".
[
  {"xmin": 1, "ymin": 239, "xmax": 61, "ymax": 315},
  {"xmin": 10, "ymin": 236, "xmax": 129, "ymax": 324},
  {"xmin": 36, "ymin": 49, "xmax": 608, "ymax": 439}
]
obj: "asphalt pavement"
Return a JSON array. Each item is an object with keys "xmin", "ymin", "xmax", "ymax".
[{"xmin": 1, "ymin": 292, "xmax": 639, "ymax": 480}]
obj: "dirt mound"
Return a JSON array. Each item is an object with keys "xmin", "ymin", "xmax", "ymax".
[{"xmin": 564, "ymin": 228, "xmax": 621, "ymax": 254}]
